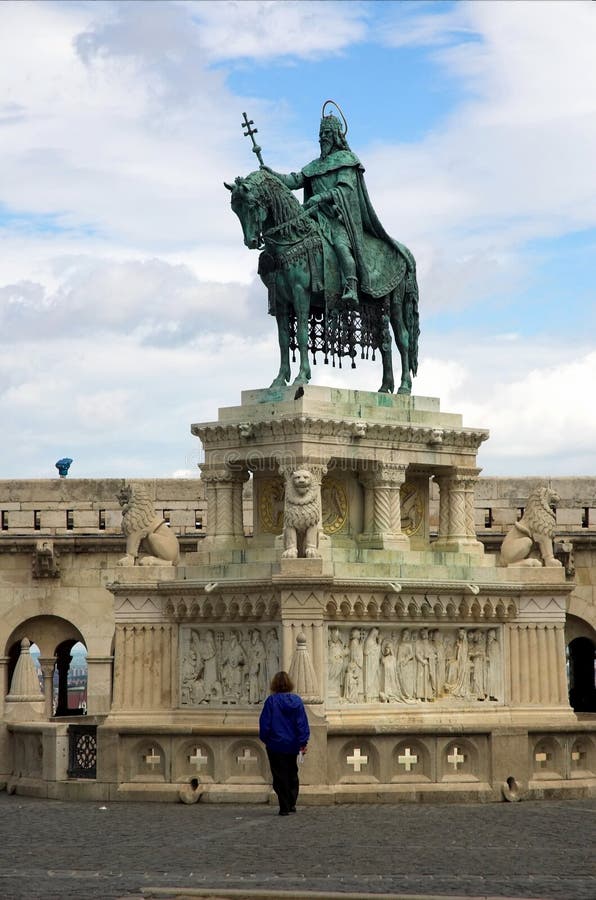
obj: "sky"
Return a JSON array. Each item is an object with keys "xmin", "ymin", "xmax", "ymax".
[{"xmin": 1, "ymin": 0, "xmax": 595, "ymax": 480}]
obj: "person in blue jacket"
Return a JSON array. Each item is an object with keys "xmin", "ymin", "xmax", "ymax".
[{"xmin": 259, "ymin": 670, "xmax": 310, "ymax": 816}]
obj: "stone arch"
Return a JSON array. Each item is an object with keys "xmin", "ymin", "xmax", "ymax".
[
  {"xmin": 392, "ymin": 739, "xmax": 431, "ymax": 782},
  {"xmin": 0, "ymin": 595, "xmax": 113, "ymax": 659},
  {"xmin": 127, "ymin": 739, "xmax": 167, "ymax": 781},
  {"xmin": 531, "ymin": 734, "xmax": 564, "ymax": 779},
  {"xmin": 5, "ymin": 616, "xmax": 86, "ymax": 716},
  {"xmin": 174, "ymin": 740, "xmax": 215, "ymax": 783},
  {"xmin": 338, "ymin": 739, "xmax": 379, "ymax": 782},
  {"xmin": 440, "ymin": 738, "xmax": 480, "ymax": 782},
  {"xmin": 227, "ymin": 740, "xmax": 267, "ymax": 782},
  {"xmin": 568, "ymin": 636, "xmax": 596, "ymax": 713}
]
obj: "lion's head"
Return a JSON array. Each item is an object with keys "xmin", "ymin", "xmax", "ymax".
[
  {"xmin": 521, "ymin": 485, "xmax": 559, "ymax": 539},
  {"xmin": 291, "ymin": 469, "xmax": 313, "ymax": 496},
  {"xmin": 118, "ymin": 483, "xmax": 159, "ymax": 537}
]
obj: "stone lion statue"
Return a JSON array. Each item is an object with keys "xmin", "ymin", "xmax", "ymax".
[
  {"xmin": 117, "ymin": 483, "xmax": 180, "ymax": 567},
  {"xmin": 499, "ymin": 486, "xmax": 562, "ymax": 568},
  {"xmin": 282, "ymin": 469, "xmax": 322, "ymax": 559}
]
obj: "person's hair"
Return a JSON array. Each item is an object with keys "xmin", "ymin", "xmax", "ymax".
[{"xmin": 270, "ymin": 671, "xmax": 294, "ymax": 693}]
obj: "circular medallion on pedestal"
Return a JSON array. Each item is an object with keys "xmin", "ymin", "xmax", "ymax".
[
  {"xmin": 321, "ymin": 477, "xmax": 348, "ymax": 535},
  {"xmin": 258, "ymin": 477, "xmax": 285, "ymax": 534},
  {"xmin": 400, "ymin": 482, "xmax": 423, "ymax": 536}
]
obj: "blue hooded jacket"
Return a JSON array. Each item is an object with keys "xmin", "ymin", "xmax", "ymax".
[{"xmin": 259, "ymin": 692, "xmax": 310, "ymax": 754}]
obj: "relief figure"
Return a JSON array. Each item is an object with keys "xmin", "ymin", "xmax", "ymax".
[
  {"xmin": 345, "ymin": 628, "xmax": 363, "ymax": 702},
  {"xmin": 248, "ymin": 628, "xmax": 267, "ymax": 704},
  {"xmin": 469, "ymin": 630, "xmax": 487, "ymax": 700},
  {"xmin": 363, "ymin": 627, "xmax": 381, "ymax": 702},
  {"xmin": 396, "ymin": 628, "xmax": 416, "ymax": 701},
  {"xmin": 328, "ymin": 626, "xmax": 347, "ymax": 698},
  {"xmin": 486, "ymin": 629, "xmax": 500, "ymax": 701},
  {"xmin": 379, "ymin": 641, "xmax": 401, "ymax": 702},
  {"xmin": 415, "ymin": 627, "xmax": 435, "ymax": 701},
  {"xmin": 445, "ymin": 628, "xmax": 471, "ymax": 699}
]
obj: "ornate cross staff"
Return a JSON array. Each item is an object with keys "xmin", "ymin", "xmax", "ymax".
[{"xmin": 241, "ymin": 112, "xmax": 265, "ymax": 167}]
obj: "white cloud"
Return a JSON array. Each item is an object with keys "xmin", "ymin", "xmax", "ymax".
[
  {"xmin": 1, "ymin": 0, "xmax": 595, "ymax": 481},
  {"xmin": 185, "ymin": 0, "xmax": 369, "ymax": 62},
  {"xmin": 363, "ymin": 0, "xmax": 596, "ymax": 318}
]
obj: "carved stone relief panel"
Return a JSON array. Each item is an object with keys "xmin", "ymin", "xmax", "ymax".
[
  {"xmin": 327, "ymin": 624, "xmax": 503, "ymax": 706},
  {"xmin": 179, "ymin": 625, "xmax": 280, "ymax": 707}
]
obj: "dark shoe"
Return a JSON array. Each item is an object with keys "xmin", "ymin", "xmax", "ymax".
[
  {"xmin": 279, "ymin": 810, "xmax": 289, "ymax": 816},
  {"xmin": 289, "ymin": 807, "xmax": 296, "ymax": 813},
  {"xmin": 341, "ymin": 278, "xmax": 359, "ymax": 309}
]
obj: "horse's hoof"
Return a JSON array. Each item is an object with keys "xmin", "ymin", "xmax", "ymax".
[
  {"xmin": 378, "ymin": 385, "xmax": 394, "ymax": 394},
  {"xmin": 292, "ymin": 375, "xmax": 310, "ymax": 387},
  {"xmin": 397, "ymin": 385, "xmax": 411, "ymax": 395}
]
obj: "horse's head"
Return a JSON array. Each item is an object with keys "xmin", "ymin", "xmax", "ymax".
[{"xmin": 224, "ymin": 172, "xmax": 268, "ymax": 250}]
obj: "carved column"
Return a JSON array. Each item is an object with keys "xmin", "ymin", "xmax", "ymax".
[
  {"xmin": 507, "ymin": 622, "xmax": 569, "ymax": 707},
  {"xmin": 358, "ymin": 463, "xmax": 409, "ymax": 550},
  {"xmin": 111, "ymin": 624, "xmax": 173, "ymax": 711},
  {"xmin": 433, "ymin": 468, "xmax": 483, "ymax": 553},
  {"xmin": 54, "ymin": 648, "xmax": 72, "ymax": 716},
  {"xmin": 86, "ymin": 656, "xmax": 113, "ymax": 715},
  {"xmin": 200, "ymin": 465, "xmax": 249, "ymax": 545},
  {"xmin": 39, "ymin": 658, "xmax": 56, "ymax": 718}
]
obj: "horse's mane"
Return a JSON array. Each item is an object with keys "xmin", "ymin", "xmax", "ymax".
[{"xmin": 244, "ymin": 169, "xmax": 303, "ymax": 225}]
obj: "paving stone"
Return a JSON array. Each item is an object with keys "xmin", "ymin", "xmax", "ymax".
[{"xmin": 0, "ymin": 795, "xmax": 594, "ymax": 899}]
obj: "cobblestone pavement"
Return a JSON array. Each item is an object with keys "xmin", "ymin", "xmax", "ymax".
[{"xmin": 0, "ymin": 794, "xmax": 595, "ymax": 900}]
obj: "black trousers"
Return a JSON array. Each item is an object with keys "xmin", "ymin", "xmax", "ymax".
[{"xmin": 266, "ymin": 749, "xmax": 299, "ymax": 813}]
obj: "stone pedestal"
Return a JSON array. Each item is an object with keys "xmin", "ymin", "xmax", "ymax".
[{"xmin": 96, "ymin": 386, "xmax": 582, "ymax": 804}]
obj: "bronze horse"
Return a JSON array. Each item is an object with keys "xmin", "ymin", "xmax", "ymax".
[{"xmin": 225, "ymin": 169, "xmax": 418, "ymax": 393}]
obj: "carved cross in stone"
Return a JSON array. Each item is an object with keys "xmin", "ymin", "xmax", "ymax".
[
  {"xmin": 237, "ymin": 747, "xmax": 258, "ymax": 770},
  {"xmin": 447, "ymin": 747, "xmax": 465, "ymax": 770},
  {"xmin": 571, "ymin": 749, "xmax": 586, "ymax": 766},
  {"xmin": 346, "ymin": 748, "xmax": 368, "ymax": 772},
  {"xmin": 144, "ymin": 748, "xmax": 161, "ymax": 769},
  {"xmin": 398, "ymin": 747, "xmax": 418, "ymax": 772},
  {"xmin": 535, "ymin": 751, "xmax": 550, "ymax": 768},
  {"xmin": 189, "ymin": 747, "xmax": 208, "ymax": 770}
]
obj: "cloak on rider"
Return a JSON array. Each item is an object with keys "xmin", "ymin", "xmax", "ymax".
[{"xmin": 266, "ymin": 111, "xmax": 419, "ymax": 335}]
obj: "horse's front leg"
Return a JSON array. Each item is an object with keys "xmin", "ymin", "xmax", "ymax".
[
  {"xmin": 292, "ymin": 279, "xmax": 312, "ymax": 387},
  {"xmin": 269, "ymin": 308, "xmax": 291, "ymax": 389}
]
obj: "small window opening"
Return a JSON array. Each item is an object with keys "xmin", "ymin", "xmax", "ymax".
[
  {"xmin": 66, "ymin": 509, "xmax": 74, "ymax": 530},
  {"xmin": 516, "ymin": 507, "xmax": 525, "ymax": 521},
  {"xmin": 1, "ymin": 511, "xmax": 8, "ymax": 531},
  {"xmin": 163, "ymin": 510, "xmax": 171, "ymax": 525},
  {"xmin": 582, "ymin": 507, "xmax": 590, "ymax": 529},
  {"xmin": 484, "ymin": 508, "xmax": 493, "ymax": 528},
  {"xmin": 34, "ymin": 510, "xmax": 41, "ymax": 531},
  {"xmin": 195, "ymin": 511, "xmax": 203, "ymax": 530},
  {"xmin": 98, "ymin": 509, "xmax": 106, "ymax": 531}
]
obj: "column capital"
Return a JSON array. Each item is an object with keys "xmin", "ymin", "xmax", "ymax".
[{"xmin": 199, "ymin": 464, "xmax": 249, "ymax": 485}]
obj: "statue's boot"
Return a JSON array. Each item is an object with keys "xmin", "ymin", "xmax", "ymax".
[{"xmin": 341, "ymin": 277, "xmax": 359, "ymax": 311}]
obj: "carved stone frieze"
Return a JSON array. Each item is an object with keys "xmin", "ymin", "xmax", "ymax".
[
  {"xmin": 179, "ymin": 625, "xmax": 280, "ymax": 707},
  {"xmin": 193, "ymin": 418, "xmax": 488, "ymax": 452},
  {"xmin": 164, "ymin": 592, "xmax": 280, "ymax": 623},
  {"xmin": 325, "ymin": 592, "xmax": 517, "ymax": 622},
  {"xmin": 327, "ymin": 624, "xmax": 503, "ymax": 705}
]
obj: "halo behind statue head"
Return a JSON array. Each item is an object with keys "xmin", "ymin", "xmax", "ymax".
[{"xmin": 321, "ymin": 99, "xmax": 348, "ymax": 136}]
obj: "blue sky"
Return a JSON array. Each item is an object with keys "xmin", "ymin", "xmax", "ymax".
[{"xmin": 0, "ymin": 0, "xmax": 595, "ymax": 479}]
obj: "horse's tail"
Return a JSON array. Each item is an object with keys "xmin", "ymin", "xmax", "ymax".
[
  {"xmin": 393, "ymin": 240, "xmax": 420, "ymax": 377},
  {"xmin": 404, "ymin": 261, "xmax": 420, "ymax": 377}
]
